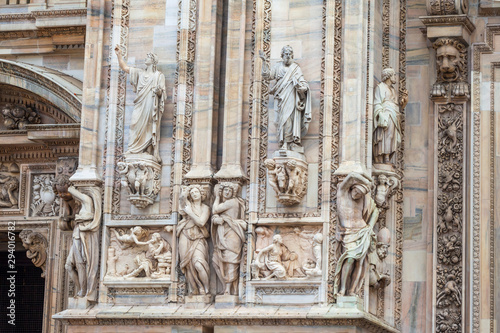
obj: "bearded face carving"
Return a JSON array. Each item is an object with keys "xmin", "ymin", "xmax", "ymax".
[{"xmin": 431, "ymin": 38, "xmax": 468, "ymax": 99}]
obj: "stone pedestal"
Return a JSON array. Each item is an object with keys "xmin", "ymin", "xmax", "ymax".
[
  {"xmin": 214, "ymin": 295, "xmax": 239, "ymax": 309},
  {"xmin": 265, "ymin": 151, "xmax": 308, "ymax": 206},
  {"xmin": 335, "ymin": 296, "xmax": 364, "ymax": 311},
  {"xmin": 67, "ymin": 297, "xmax": 89, "ymax": 310},
  {"xmin": 118, "ymin": 154, "xmax": 161, "ymax": 209},
  {"xmin": 185, "ymin": 294, "xmax": 214, "ymax": 308}
]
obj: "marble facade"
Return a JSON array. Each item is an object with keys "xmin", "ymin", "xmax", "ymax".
[{"xmin": 0, "ymin": 0, "xmax": 499, "ymax": 333}]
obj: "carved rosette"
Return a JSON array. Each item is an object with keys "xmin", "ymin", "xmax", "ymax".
[
  {"xmin": 118, "ymin": 156, "xmax": 161, "ymax": 209},
  {"xmin": 19, "ymin": 229, "xmax": 48, "ymax": 278},
  {"xmin": 435, "ymin": 103, "xmax": 464, "ymax": 333},
  {"xmin": 431, "ymin": 38, "xmax": 469, "ymax": 100},
  {"xmin": 264, "ymin": 155, "xmax": 308, "ymax": 206}
]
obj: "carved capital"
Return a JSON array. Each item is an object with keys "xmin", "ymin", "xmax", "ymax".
[
  {"xmin": 19, "ymin": 230, "xmax": 48, "ymax": 278},
  {"xmin": 118, "ymin": 156, "xmax": 161, "ymax": 209},
  {"xmin": 264, "ymin": 156, "xmax": 308, "ymax": 206}
]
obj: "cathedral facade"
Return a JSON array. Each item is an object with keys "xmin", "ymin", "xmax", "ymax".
[{"xmin": 0, "ymin": 0, "xmax": 498, "ymax": 332}]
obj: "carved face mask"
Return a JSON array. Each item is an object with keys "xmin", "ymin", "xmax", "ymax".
[{"xmin": 436, "ymin": 45, "xmax": 460, "ymax": 82}]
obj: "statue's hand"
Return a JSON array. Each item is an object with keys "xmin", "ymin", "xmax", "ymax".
[{"xmin": 114, "ymin": 45, "xmax": 121, "ymax": 56}]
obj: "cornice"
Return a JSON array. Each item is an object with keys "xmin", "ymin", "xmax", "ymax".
[
  {"xmin": 420, "ymin": 14, "xmax": 475, "ymax": 34},
  {"xmin": 0, "ymin": 9, "xmax": 86, "ymax": 21}
]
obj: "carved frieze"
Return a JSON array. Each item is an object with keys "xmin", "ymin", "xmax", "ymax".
[
  {"xmin": 107, "ymin": 226, "xmax": 173, "ymax": 280},
  {"xmin": 19, "ymin": 229, "xmax": 48, "ymax": 278},
  {"xmin": 251, "ymin": 226, "xmax": 323, "ymax": 281},
  {"xmin": 30, "ymin": 174, "xmax": 60, "ymax": 217}
]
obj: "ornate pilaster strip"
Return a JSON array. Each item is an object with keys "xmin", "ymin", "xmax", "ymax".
[
  {"xmin": 394, "ymin": 0, "xmax": 407, "ymax": 328},
  {"xmin": 382, "ymin": 0, "xmax": 390, "ymax": 73},
  {"xmin": 327, "ymin": 0, "xmax": 342, "ymax": 304}
]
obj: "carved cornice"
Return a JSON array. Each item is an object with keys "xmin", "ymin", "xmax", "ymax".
[
  {"xmin": 0, "ymin": 9, "xmax": 86, "ymax": 21},
  {"xmin": 420, "ymin": 15, "xmax": 475, "ymax": 35},
  {"xmin": 0, "ymin": 26, "xmax": 86, "ymax": 40}
]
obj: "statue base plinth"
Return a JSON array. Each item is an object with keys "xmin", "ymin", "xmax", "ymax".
[
  {"xmin": 67, "ymin": 297, "xmax": 90, "ymax": 309},
  {"xmin": 214, "ymin": 295, "xmax": 239, "ymax": 308},
  {"xmin": 335, "ymin": 296, "xmax": 363, "ymax": 311},
  {"xmin": 373, "ymin": 163, "xmax": 396, "ymax": 175},
  {"xmin": 185, "ymin": 294, "xmax": 213, "ymax": 308},
  {"xmin": 118, "ymin": 154, "xmax": 162, "ymax": 209},
  {"xmin": 266, "ymin": 153, "xmax": 308, "ymax": 206}
]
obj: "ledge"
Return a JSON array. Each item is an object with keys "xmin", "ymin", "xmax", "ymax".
[{"xmin": 53, "ymin": 304, "xmax": 400, "ymax": 332}]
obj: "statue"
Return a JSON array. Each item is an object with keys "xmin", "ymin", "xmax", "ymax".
[
  {"xmin": 212, "ymin": 182, "xmax": 247, "ymax": 296},
  {"xmin": 373, "ymin": 68, "xmax": 407, "ymax": 166},
  {"xmin": 373, "ymin": 174, "xmax": 399, "ymax": 208},
  {"xmin": 115, "ymin": 45, "xmax": 165, "ymax": 162},
  {"xmin": 115, "ymin": 45, "xmax": 165, "ymax": 208},
  {"xmin": 65, "ymin": 186, "xmax": 101, "ymax": 302},
  {"xmin": 368, "ymin": 227, "xmax": 391, "ymax": 289},
  {"xmin": 252, "ymin": 234, "xmax": 300, "ymax": 280},
  {"xmin": 260, "ymin": 46, "xmax": 311, "ymax": 152},
  {"xmin": 0, "ymin": 174, "xmax": 19, "ymax": 208},
  {"xmin": 334, "ymin": 172, "xmax": 379, "ymax": 298},
  {"xmin": 177, "ymin": 185, "xmax": 211, "ymax": 296}
]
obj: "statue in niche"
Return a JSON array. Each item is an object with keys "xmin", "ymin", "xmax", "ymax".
[
  {"xmin": 334, "ymin": 172, "xmax": 379, "ymax": 298},
  {"xmin": 431, "ymin": 38, "xmax": 468, "ymax": 98},
  {"xmin": 373, "ymin": 68, "xmax": 407, "ymax": 166},
  {"xmin": 368, "ymin": 227, "xmax": 391, "ymax": 290},
  {"xmin": 19, "ymin": 229, "xmax": 47, "ymax": 278},
  {"xmin": 65, "ymin": 186, "xmax": 101, "ymax": 302},
  {"xmin": 212, "ymin": 182, "xmax": 247, "ymax": 296},
  {"xmin": 115, "ymin": 45, "xmax": 165, "ymax": 208},
  {"xmin": 303, "ymin": 232, "xmax": 323, "ymax": 278},
  {"xmin": 0, "ymin": 174, "xmax": 19, "ymax": 208},
  {"xmin": 260, "ymin": 46, "xmax": 311, "ymax": 153},
  {"xmin": 251, "ymin": 234, "xmax": 300, "ymax": 280},
  {"xmin": 177, "ymin": 185, "xmax": 211, "ymax": 296}
]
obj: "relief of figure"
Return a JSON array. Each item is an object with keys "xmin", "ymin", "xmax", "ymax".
[
  {"xmin": 112, "ymin": 226, "xmax": 150, "ymax": 249},
  {"xmin": 212, "ymin": 182, "xmax": 247, "ymax": 296},
  {"xmin": 124, "ymin": 233, "xmax": 172, "ymax": 279},
  {"xmin": 65, "ymin": 186, "xmax": 101, "ymax": 302},
  {"xmin": 177, "ymin": 185, "xmax": 211, "ymax": 296},
  {"xmin": 252, "ymin": 234, "xmax": 300, "ymax": 280},
  {"xmin": 373, "ymin": 68, "xmax": 407, "ymax": 166},
  {"xmin": 264, "ymin": 157, "xmax": 308, "ymax": 206},
  {"xmin": 373, "ymin": 174, "xmax": 399, "ymax": 208},
  {"xmin": 0, "ymin": 174, "xmax": 19, "ymax": 208},
  {"xmin": 303, "ymin": 233, "xmax": 323, "ymax": 278},
  {"xmin": 115, "ymin": 45, "xmax": 166, "ymax": 162},
  {"xmin": 260, "ymin": 46, "xmax": 311, "ymax": 152},
  {"xmin": 369, "ymin": 227, "xmax": 391, "ymax": 290},
  {"xmin": 19, "ymin": 230, "xmax": 48, "ymax": 278},
  {"xmin": 334, "ymin": 173, "xmax": 379, "ymax": 298}
]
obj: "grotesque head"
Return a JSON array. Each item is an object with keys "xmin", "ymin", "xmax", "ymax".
[
  {"xmin": 433, "ymin": 38, "xmax": 466, "ymax": 83},
  {"xmin": 281, "ymin": 45, "xmax": 294, "ymax": 66},
  {"xmin": 377, "ymin": 174, "xmax": 388, "ymax": 186},
  {"xmin": 53, "ymin": 174, "xmax": 72, "ymax": 201}
]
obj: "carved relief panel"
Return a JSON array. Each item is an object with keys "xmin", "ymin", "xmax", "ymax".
[
  {"xmin": 0, "ymin": 162, "xmax": 20, "ymax": 210},
  {"xmin": 30, "ymin": 173, "xmax": 59, "ymax": 217}
]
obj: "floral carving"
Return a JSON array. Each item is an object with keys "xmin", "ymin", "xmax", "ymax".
[
  {"xmin": 1, "ymin": 103, "xmax": 41, "ymax": 130},
  {"xmin": 30, "ymin": 174, "xmax": 60, "ymax": 217}
]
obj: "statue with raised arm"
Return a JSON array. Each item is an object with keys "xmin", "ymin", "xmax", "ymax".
[
  {"xmin": 211, "ymin": 182, "xmax": 247, "ymax": 296},
  {"xmin": 115, "ymin": 45, "xmax": 165, "ymax": 162},
  {"xmin": 65, "ymin": 186, "xmax": 102, "ymax": 302},
  {"xmin": 373, "ymin": 68, "xmax": 407, "ymax": 165},
  {"xmin": 334, "ymin": 172, "xmax": 379, "ymax": 298},
  {"xmin": 177, "ymin": 185, "xmax": 211, "ymax": 296},
  {"xmin": 260, "ymin": 46, "xmax": 311, "ymax": 152}
]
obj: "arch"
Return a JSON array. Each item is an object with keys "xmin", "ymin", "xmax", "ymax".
[{"xmin": 0, "ymin": 59, "xmax": 82, "ymax": 122}]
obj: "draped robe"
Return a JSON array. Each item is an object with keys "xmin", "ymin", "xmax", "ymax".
[
  {"xmin": 373, "ymin": 82, "xmax": 401, "ymax": 161},
  {"xmin": 127, "ymin": 67, "xmax": 166, "ymax": 162},
  {"xmin": 268, "ymin": 62, "xmax": 312, "ymax": 147}
]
